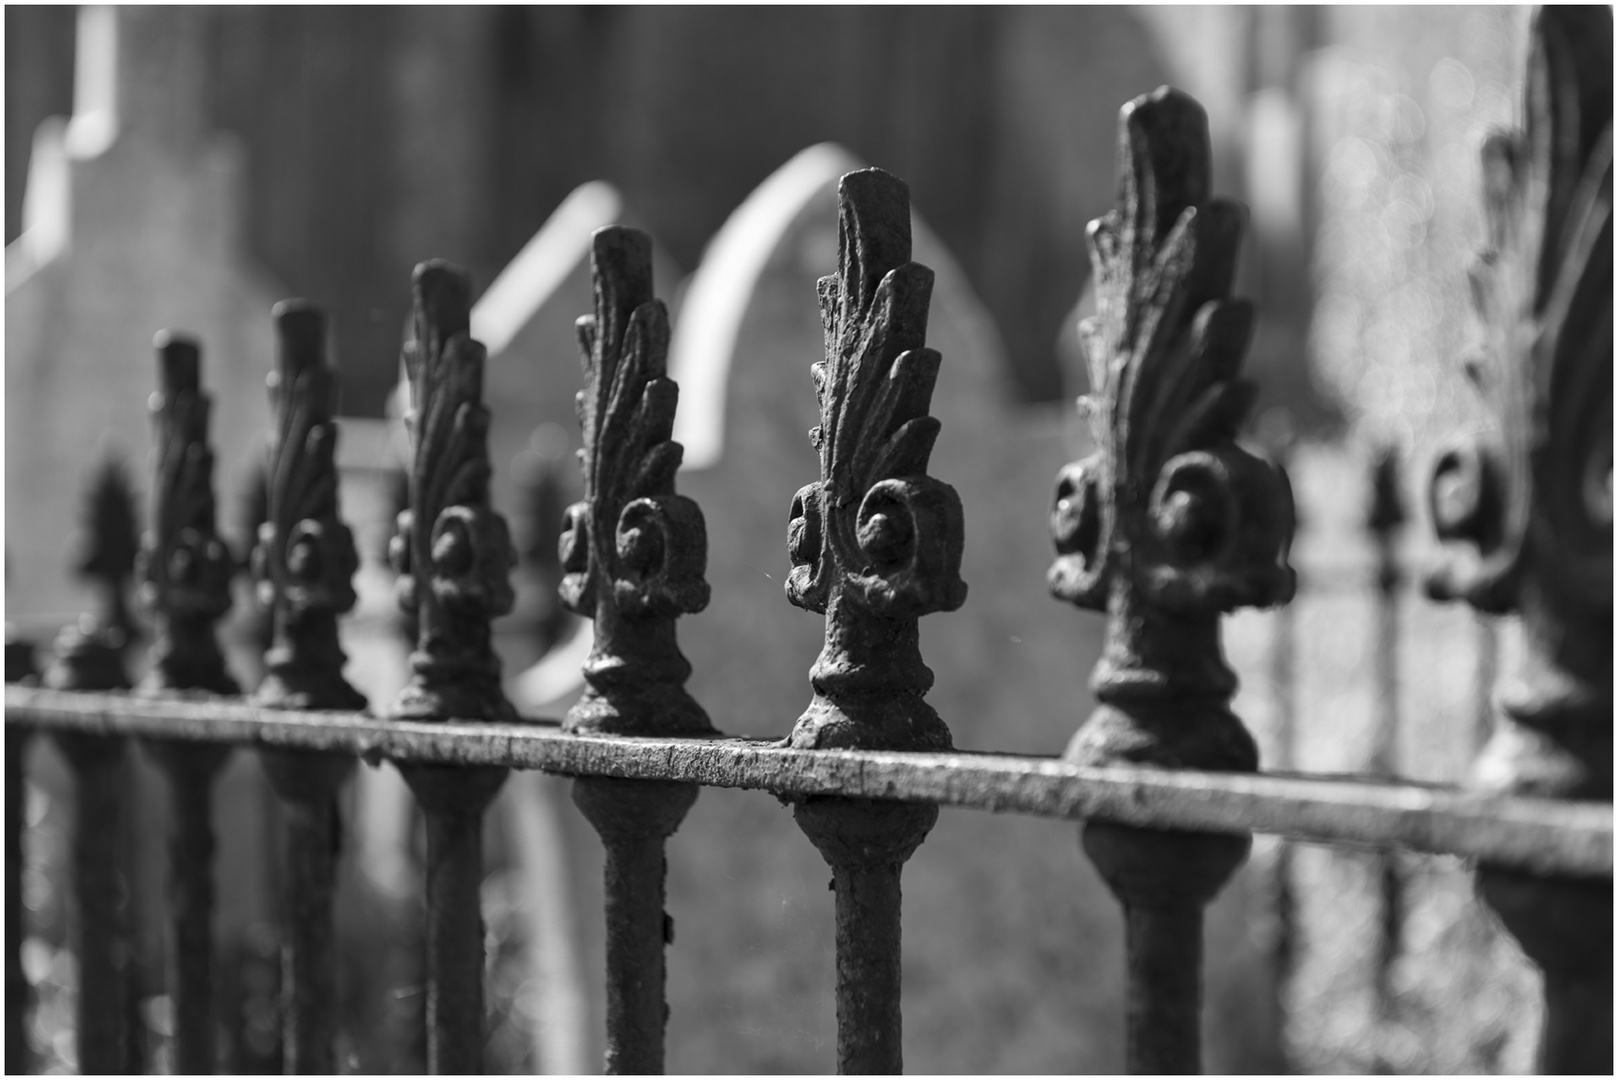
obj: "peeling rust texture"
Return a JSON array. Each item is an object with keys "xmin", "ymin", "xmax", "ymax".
[
  {"xmin": 7, "ymin": 686, "xmax": 1612, "ymax": 878},
  {"xmin": 573, "ymin": 778, "xmax": 696, "ymax": 1073},
  {"xmin": 54, "ymin": 732, "xmax": 131, "ymax": 1073}
]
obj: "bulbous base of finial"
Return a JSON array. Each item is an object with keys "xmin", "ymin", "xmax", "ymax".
[
  {"xmin": 563, "ymin": 682, "xmax": 712, "ymax": 737},
  {"xmin": 253, "ymin": 664, "xmax": 368, "ymax": 712},
  {"xmin": 387, "ymin": 675, "xmax": 517, "ymax": 724},
  {"xmin": 138, "ymin": 621, "xmax": 239, "ymax": 697},
  {"xmin": 1082, "ymin": 821, "xmax": 1252, "ymax": 909},
  {"xmin": 44, "ymin": 618, "xmax": 132, "ymax": 692},
  {"xmin": 794, "ymin": 795, "xmax": 939, "ymax": 869},
  {"xmin": 785, "ymin": 691, "xmax": 953, "ymax": 752},
  {"xmin": 1063, "ymin": 699, "xmax": 1258, "ymax": 772}
]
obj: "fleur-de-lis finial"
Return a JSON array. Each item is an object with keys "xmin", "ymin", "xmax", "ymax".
[
  {"xmin": 1050, "ymin": 86, "xmax": 1293, "ymax": 770},
  {"xmin": 785, "ymin": 168, "xmax": 966, "ymax": 751},
  {"xmin": 559, "ymin": 226, "xmax": 710, "ymax": 734},
  {"xmin": 251, "ymin": 300, "xmax": 364, "ymax": 709},
  {"xmin": 138, "ymin": 333, "xmax": 238, "ymax": 695},
  {"xmin": 1048, "ymin": 86, "xmax": 1295, "ymax": 1075},
  {"xmin": 1426, "ymin": 10, "xmax": 1611, "ymax": 1073},
  {"xmin": 1427, "ymin": 6, "xmax": 1612, "ymax": 757},
  {"xmin": 388, "ymin": 261, "xmax": 517, "ymax": 723}
]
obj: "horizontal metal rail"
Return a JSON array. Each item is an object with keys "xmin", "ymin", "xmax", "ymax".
[{"xmin": 7, "ymin": 685, "xmax": 1610, "ymax": 878}]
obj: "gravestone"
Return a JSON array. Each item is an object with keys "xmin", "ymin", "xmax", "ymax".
[
  {"xmin": 5, "ymin": 7, "xmax": 283, "ymax": 624},
  {"xmin": 659, "ymin": 143, "xmax": 1276, "ymax": 1071}
]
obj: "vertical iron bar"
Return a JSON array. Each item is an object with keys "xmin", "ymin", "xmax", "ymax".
[
  {"xmin": 794, "ymin": 798, "xmax": 937, "ymax": 1074},
  {"xmin": 1471, "ymin": 613, "xmax": 1497, "ymax": 755},
  {"xmin": 155, "ymin": 745, "xmax": 229, "ymax": 1074},
  {"xmin": 1046, "ymin": 89, "xmax": 1294, "ymax": 1076},
  {"xmin": 385, "ymin": 263, "xmax": 520, "ymax": 1073},
  {"xmin": 1423, "ymin": 8, "xmax": 1612, "ymax": 1072},
  {"xmin": 1121, "ymin": 902, "xmax": 1204, "ymax": 1074},
  {"xmin": 572, "ymin": 779, "xmax": 696, "ymax": 1074},
  {"xmin": 779, "ymin": 171, "xmax": 965, "ymax": 1074},
  {"xmin": 6, "ymin": 628, "xmax": 36, "ymax": 1075},
  {"xmin": 1365, "ymin": 446, "xmax": 1404, "ymax": 1024},
  {"xmin": 249, "ymin": 299, "xmax": 368, "ymax": 1073},
  {"xmin": 403, "ymin": 765, "xmax": 506, "ymax": 1074},
  {"xmin": 829, "ymin": 860, "xmax": 905, "ymax": 1072},
  {"xmin": 56, "ymin": 734, "xmax": 133, "ymax": 1074},
  {"xmin": 558, "ymin": 229, "xmax": 715, "ymax": 1073},
  {"xmin": 264, "ymin": 754, "xmax": 348, "ymax": 1074},
  {"xmin": 138, "ymin": 331, "xmax": 241, "ymax": 1074}
]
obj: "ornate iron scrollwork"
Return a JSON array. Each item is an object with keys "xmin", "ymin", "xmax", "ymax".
[
  {"xmin": 138, "ymin": 334, "xmax": 238, "ymax": 696},
  {"xmin": 1047, "ymin": 86, "xmax": 1295, "ymax": 1075},
  {"xmin": 785, "ymin": 167, "xmax": 966, "ymax": 752},
  {"xmin": 559, "ymin": 226, "xmax": 711, "ymax": 735},
  {"xmin": 1050, "ymin": 86, "xmax": 1293, "ymax": 771},
  {"xmin": 388, "ymin": 261, "xmax": 517, "ymax": 723},
  {"xmin": 1426, "ymin": 9, "xmax": 1611, "ymax": 1073},
  {"xmin": 252, "ymin": 300, "xmax": 364, "ymax": 709}
]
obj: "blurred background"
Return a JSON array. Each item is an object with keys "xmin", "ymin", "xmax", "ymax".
[{"xmin": 6, "ymin": 5, "xmax": 1545, "ymax": 1074}]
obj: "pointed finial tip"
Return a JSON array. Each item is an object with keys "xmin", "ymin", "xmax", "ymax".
[
  {"xmin": 273, "ymin": 299, "xmax": 326, "ymax": 371},
  {"xmin": 153, "ymin": 330, "xmax": 201, "ymax": 391},
  {"xmin": 412, "ymin": 259, "xmax": 472, "ymax": 338}
]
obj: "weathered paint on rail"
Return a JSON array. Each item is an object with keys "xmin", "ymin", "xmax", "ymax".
[{"xmin": 6, "ymin": 685, "xmax": 1611, "ymax": 877}]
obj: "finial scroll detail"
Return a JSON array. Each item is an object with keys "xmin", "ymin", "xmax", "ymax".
[
  {"xmin": 388, "ymin": 261, "xmax": 517, "ymax": 723},
  {"xmin": 138, "ymin": 333, "xmax": 238, "ymax": 696},
  {"xmin": 1426, "ymin": 6, "xmax": 1612, "ymax": 797},
  {"xmin": 559, "ymin": 226, "xmax": 710, "ymax": 735},
  {"xmin": 785, "ymin": 168, "xmax": 966, "ymax": 751},
  {"xmin": 251, "ymin": 301, "xmax": 365, "ymax": 709},
  {"xmin": 1050, "ymin": 86, "xmax": 1293, "ymax": 769}
]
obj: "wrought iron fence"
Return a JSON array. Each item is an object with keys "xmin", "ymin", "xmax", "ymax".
[{"xmin": 4, "ymin": 10, "xmax": 1612, "ymax": 1074}]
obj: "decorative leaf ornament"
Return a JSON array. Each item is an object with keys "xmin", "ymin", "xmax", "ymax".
[
  {"xmin": 1049, "ymin": 87, "xmax": 1293, "ymax": 770},
  {"xmin": 1427, "ymin": 6, "xmax": 1612, "ymax": 798},
  {"xmin": 785, "ymin": 168, "xmax": 966, "ymax": 751},
  {"xmin": 388, "ymin": 262, "xmax": 517, "ymax": 723},
  {"xmin": 138, "ymin": 334, "xmax": 238, "ymax": 695},
  {"xmin": 251, "ymin": 301, "xmax": 365, "ymax": 709},
  {"xmin": 558, "ymin": 226, "xmax": 711, "ymax": 734}
]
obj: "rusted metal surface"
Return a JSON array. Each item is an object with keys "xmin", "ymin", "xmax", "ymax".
[
  {"xmin": 782, "ymin": 168, "xmax": 965, "ymax": 1071},
  {"xmin": 7, "ymin": 685, "xmax": 1614, "ymax": 878},
  {"xmin": 794, "ymin": 797, "xmax": 936, "ymax": 1073},
  {"xmin": 251, "ymin": 300, "xmax": 366, "ymax": 712},
  {"xmin": 386, "ymin": 261, "xmax": 516, "ymax": 1072},
  {"xmin": 250, "ymin": 298, "xmax": 365, "ymax": 1072},
  {"xmin": 561, "ymin": 227, "xmax": 709, "ymax": 1072},
  {"xmin": 1046, "ymin": 86, "xmax": 1295, "ymax": 1074},
  {"xmin": 386, "ymin": 261, "xmax": 516, "ymax": 725},
  {"xmin": 136, "ymin": 334, "xmax": 239, "ymax": 698},
  {"xmin": 1425, "ymin": 6, "xmax": 1613, "ymax": 1073},
  {"xmin": 572, "ymin": 778, "xmax": 696, "ymax": 1073}
]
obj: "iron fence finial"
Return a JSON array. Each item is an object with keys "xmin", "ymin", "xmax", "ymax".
[{"xmin": 1049, "ymin": 84, "xmax": 1296, "ymax": 1075}]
